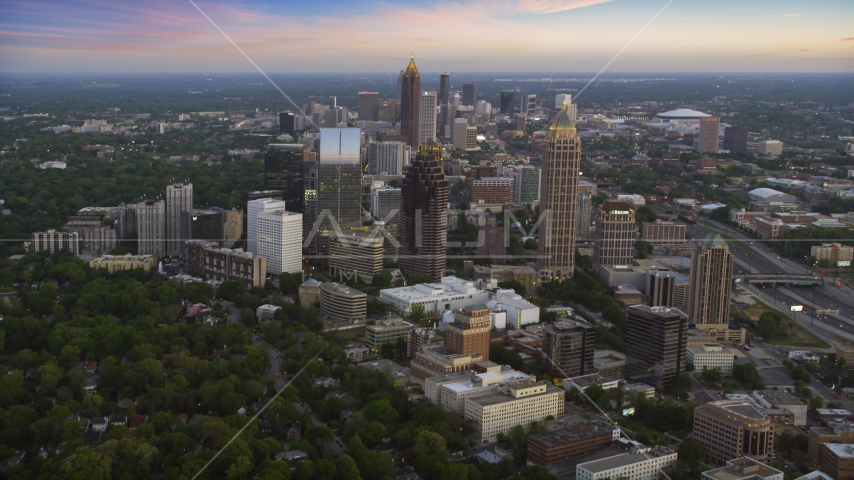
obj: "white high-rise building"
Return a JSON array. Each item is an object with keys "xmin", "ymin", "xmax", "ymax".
[
  {"xmin": 476, "ymin": 100, "xmax": 492, "ymax": 116},
  {"xmin": 247, "ymin": 198, "xmax": 286, "ymax": 255},
  {"xmin": 256, "ymin": 210, "xmax": 303, "ymax": 276},
  {"xmin": 370, "ymin": 185, "xmax": 402, "ymax": 224},
  {"xmin": 555, "ymin": 94, "xmax": 572, "ymax": 107},
  {"xmin": 367, "ymin": 141, "xmax": 407, "ymax": 175},
  {"xmin": 419, "ymin": 91, "xmax": 438, "ymax": 145},
  {"xmin": 165, "ymin": 183, "xmax": 193, "ymax": 257},
  {"xmin": 136, "ymin": 199, "xmax": 165, "ymax": 258}
]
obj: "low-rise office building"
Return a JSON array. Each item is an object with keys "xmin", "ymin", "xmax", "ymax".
[
  {"xmin": 688, "ymin": 343, "xmax": 736, "ymax": 375},
  {"xmin": 185, "ymin": 240, "xmax": 266, "ymax": 289},
  {"xmin": 527, "ymin": 416, "xmax": 621, "ymax": 465},
  {"xmin": 693, "ymin": 400, "xmax": 775, "ymax": 465},
  {"xmin": 439, "ymin": 370, "xmax": 531, "ymax": 414},
  {"xmin": 809, "ymin": 419, "xmax": 854, "ymax": 462},
  {"xmin": 319, "ymin": 282, "xmax": 367, "ymax": 324},
  {"xmin": 364, "ymin": 319, "xmax": 414, "ymax": 357},
  {"xmin": 328, "ymin": 230, "xmax": 384, "ymax": 283},
  {"xmin": 89, "ymin": 254, "xmax": 157, "ymax": 273},
  {"xmin": 820, "ymin": 443, "xmax": 854, "ymax": 480},
  {"xmin": 379, "ymin": 276, "xmax": 489, "ymax": 317},
  {"xmin": 593, "ymin": 350, "xmax": 626, "ymax": 379},
  {"xmin": 576, "ymin": 445, "xmax": 677, "ymax": 480},
  {"xmin": 465, "ymin": 378, "xmax": 565, "ymax": 443},
  {"xmin": 642, "ymin": 220, "xmax": 687, "ymax": 246},
  {"xmin": 702, "ymin": 457, "xmax": 784, "ymax": 480},
  {"xmin": 411, "ymin": 345, "xmax": 484, "ymax": 385}
]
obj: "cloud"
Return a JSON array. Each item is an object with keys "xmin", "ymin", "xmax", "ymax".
[
  {"xmin": 783, "ymin": 13, "xmax": 803, "ymax": 16},
  {"xmin": 740, "ymin": 53, "xmax": 774, "ymax": 57},
  {"xmin": 841, "ymin": 37, "xmax": 854, "ymax": 42},
  {"xmin": 502, "ymin": 0, "xmax": 613, "ymax": 14}
]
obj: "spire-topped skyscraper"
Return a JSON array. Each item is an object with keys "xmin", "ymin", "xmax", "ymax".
[
  {"xmin": 538, "ymin": 102, "xmax": 581, "ymax": 280},
  {"xmin": 399, "ymin": 53, "xmax": 421, "ymax": 149},
  {"xmin": 398, "ymin": 139, "xmax": 448, "ymax": 282}
]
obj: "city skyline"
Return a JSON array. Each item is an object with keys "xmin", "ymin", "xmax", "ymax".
[{"xmin": 1, "ymin": 0, "xmax": 852, "ymax": 73}]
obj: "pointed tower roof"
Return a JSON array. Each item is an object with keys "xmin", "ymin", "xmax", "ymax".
[
  {"xmin": 549, "ymin": 101, "xmax": 575, "ymax": 132},
  {"xmin": 404, "ymin": 52, "xmax": 419, "ymax": 76},
  {"xmin": 700, "ymin": 233, "xmax": 728, "ymax": 248}
]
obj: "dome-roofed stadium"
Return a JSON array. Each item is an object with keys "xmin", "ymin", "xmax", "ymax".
[{"xmin": 656, "ymin": 108, "xmax": 712, "ymax": 119}]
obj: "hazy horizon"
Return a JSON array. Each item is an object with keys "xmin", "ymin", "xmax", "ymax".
[{"xmin": 2, "ymin": 0, "xmax": 852, "ymax": 74}]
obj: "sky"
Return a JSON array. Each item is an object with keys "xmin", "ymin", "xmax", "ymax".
[{"xmin": 1, "ymin": 0, "xmax": 853, "ymax": 73}]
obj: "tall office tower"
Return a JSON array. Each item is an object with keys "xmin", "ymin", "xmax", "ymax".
[
  {"xmin": 475, "ymin": 100, "xmax": 491, "ymax": 116},
  {"xmin": 625, "ymin": 305, "xmax": 688, "ymax": 391},
  {"xmin": 500, "ymin": 90, "xmax": 515, "ymax": 115},
  {"xmin": 592, "ymin": 201, "xmax": 636, "ymax": 271},
  {"xmin": 462, "ymin": 82, "xmax": 477, "ymax": 106},
  {"xmin": 317, "ymin": 127, "xmax": 363, "ymax": 230},
  {"xmin": 439, "ymin": 72, "xmax": 450, "ymax": 105},
  {"xmin": 165, "ymin": 183, "xmax": 193, "ymax": 257},
  {"xmin": 398, "ymin": 139, "xmax": 449, "ymax": 282},
  {"xmin": 358, "ymin": 92, "xmax": 379, "ymax": 121},
  {"xmin": 279, "ymin": 111, "xmax": 296, "ymax": 134},
  {"xmin": 449, "ymin": 92, "xmax": 461, "ymax": 106},
  {"xmin": 723, "ymin": 126, "xmax": 748, "ymax": 153},
  {"xmin": 512, "ymin": 166, "xmax": 541, "ymax": 205},
  {"xmin": 540, "ymin": 320, "xmax": 595, "ymax": 379},
  {"xmin": 371, "ymin": 185, "xmax": 402, "ymax": 224},
  {"xmin": 419, "ymin": 91, "xmax": 438, "ymax": 145},
  {"xmin": 476, "ymin": 225, "xmax": 505, "ymax": 262},
  {"xmin": 324, "ymin": 110, "xmax": 338, "ymax": 128},
  {"xmin": 247, "ymin": 190, "xmax": 284, "ymax": 202},
  {"xmin": 247, "ymin": 198, "xmax": 286, "ymax": 255},
  {"xmin": 577, "ymin": 192, "xmax": 593, "ymax": 239},
  {"xmin": 647, "ymin": 268, "xmax": 689, "ymax": 308},
  {"xmin": 688, "ymin": 234, "xmax": 735, "ymax": 339},
  {"xmin": 696, "ymin": 117, "xmax": 720, "ymax": 153},
  {"xmin": 521, "ymin": 94, "xmax": 537, "ymax": 117},
  {"xmin": 264, "ymin": 144, "xmax": 305, "ymax": 213},
  {"xmin": 446, "ymin": 304, "xmax": 491, "ymax": 360},
  {"xmin": 378, "ymin": 100, "xmax": 397, "ymax": 122},
  {"xmin": 537, "ymin": 103, "xmax": 581, "ymax": 281},
  {"xmin": 136, "ymin": 199, "xmax": 165, "ymax": 258},
  {"xmin": 112, "ymin": 203, "xmax": 137, "ymax": 240},
  {"xmin": 257, "ymin": 210, "xmax": 303, "ymax": 275},
  {"xmin": 302, "ymin": 159, "xmax": 318, "ymax": 247},
  {"xmin": 367, "ymin": 141, "xmax": 406, "ymax": 175},
  {"xmin": 554, "ymin": 94, "xmax": 571, "ymax": 108},
  {"xmin": 453, "ymin": 118, "xmax": 469, "ymax": 151},
  {"xmin": 399, "ymin": 55, "xmax": 421, "ymax": 148}
]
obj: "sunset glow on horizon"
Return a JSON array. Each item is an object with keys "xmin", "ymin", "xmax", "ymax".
[{"xmin": 1, "ymin": 0, "xmax": 852, "ymax": 73}]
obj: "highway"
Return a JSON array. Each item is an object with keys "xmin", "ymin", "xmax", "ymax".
[{"xmin": 685, "ymin": 225, "xmax": 854, "ymax": 324}]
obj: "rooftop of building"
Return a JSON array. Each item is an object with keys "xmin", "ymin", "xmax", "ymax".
[
  {"xmin": 749, "ymin": 187, "xmax": 788, "ymax": 199},
  {"xmin": 91, "ymin": 254, "xmax": 155, "ymax": 264},
  {"xmin": 700, "ymin": 233, "xmax": 729, "ymax": 248},
  {"xmin": 549, "ymin": 102, "xmax": 575, "ymax": 131},
  {"xmin": 719, "ymin": 402, "xmax": 767, "ymax": 420},
  {"xmin": 628, "ymin": 305, "xmax": 689, "ymax": 319},
  {"xmin": 816, "ymin": 408, "xmax": 853, "ymax": 416},
  {"xmin": 755, "ymin": 390, "xmax": 802, "ymax": 405},
  {"xmin": 466, "ymin": 381, "xmax": 562, "ymax": 407},
  {"xmin": 578, "ymin": 446, "xmax": 676, "ymax": 473},
  {"xmin": 358, "ymin": 359, "xmax": 410, "ymax": 378},
  {"xmin": 443, "ymin": 371, "xmax": 531, "ymax": 393},
  {"xmin": 687, "ymin": 343, "xmax": 733, "ymax": 355},
  {"xmin": 381, "ymin": 276, "xmax": 481, "ymax": 301},
  {"xmin": 566, "ymin": 373, "xmax": 617, "ymax": 389},
  {"xmin": 825, "ymin": 443, "xmax": 854, "ymax": 458},
  {"xmin": 702, "ymin": 457, "xmax": 784, "ymax": 480},
  {"xmin": 542, "ymin": 320, "xmax": 594, "ymax": 334},
  {"xmin": 527, "ymin": 416, "xmax": 618, "ymax": 448},
  {"xmin": 320, "ymin": 282, "xmax": 367, "ymax": 298},
  {"xmin": 656, "ymin": 108, "xmax": 711, "ymax": 119}
]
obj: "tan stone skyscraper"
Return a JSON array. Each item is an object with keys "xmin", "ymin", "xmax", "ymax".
[
  {"xmin": 399, "ymin": 54, "xmax": 421, "ymax": 149},
  {"xmin": 398, "ymin": 139, "xmax": 448, "ymax": 282},
  {"xmin": 688, "ymin": 234, "xmax": 735, "ymax": 339},
  {"xmin": 537, "ymin": 102, "xmax": 581, "ymax": 280}
]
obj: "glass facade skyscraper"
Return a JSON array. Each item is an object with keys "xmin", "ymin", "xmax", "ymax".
[
  {"xmin": 264, "ymin": 144, "xmax": 305, "ymax": 213},
  {"xmin": 316, "ymin": 128, "xmax": 362, "ymax": 231}
]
